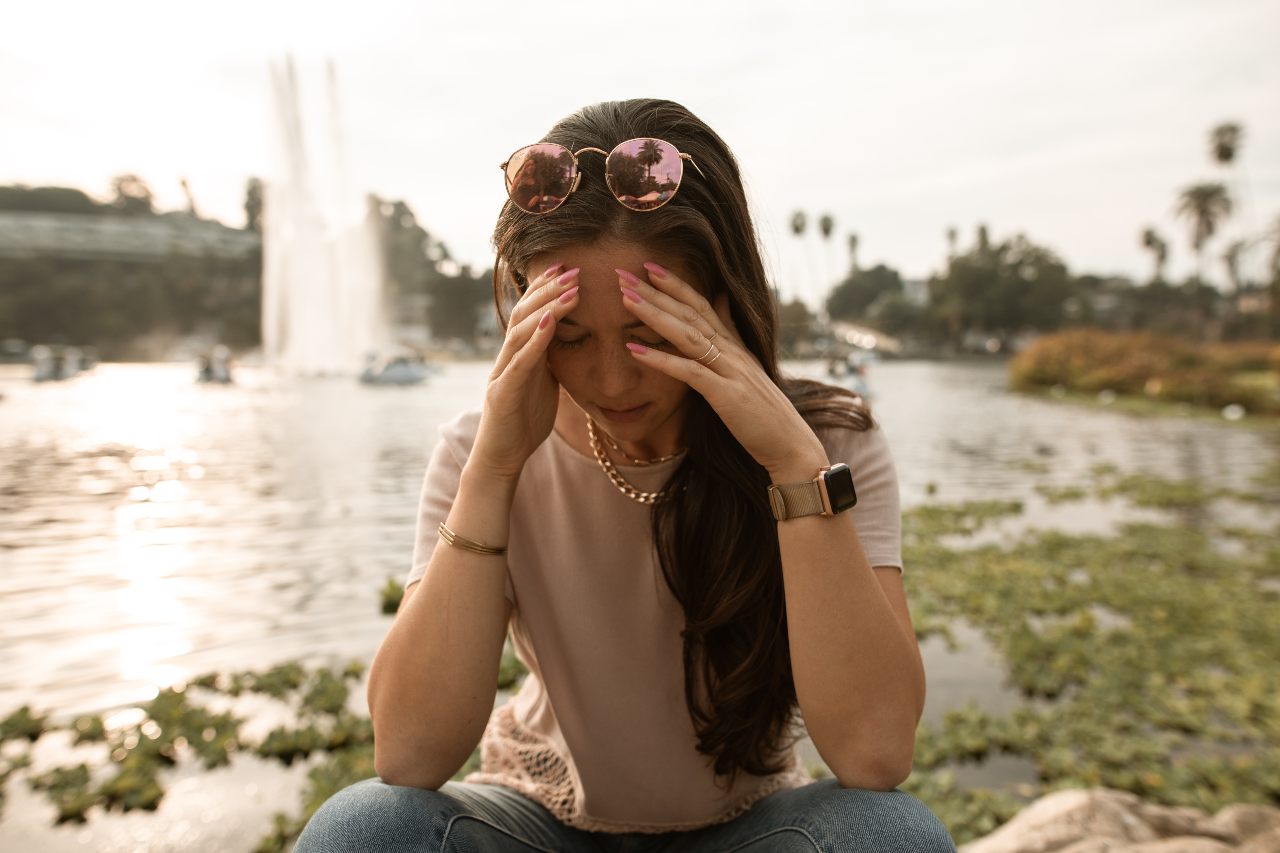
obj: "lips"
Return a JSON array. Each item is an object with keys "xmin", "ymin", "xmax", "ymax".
[
  {"xmin": 598, "ymin": 402, "xmax": 651, "ymax": 422},
  {"xmin": 600, "ymin": 404, "xmax": 646, "ymax": 414}
]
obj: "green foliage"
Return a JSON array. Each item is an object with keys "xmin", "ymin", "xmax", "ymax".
[
  {"xmin": 381, "ymin": 577, "xmax": 404, "ymax": 614},
  {"xmin": 777, "ymin": 298, "xmax": 817, "ymax": 357},
  {"xmin": 0, "ymin": 704, "xmax": 48, "ymax": 742},
  {"xmin": 929, "ymin": 231, "xmax": 1076, "ymax": 347},
  {"xmin": 1009, "ymin": 329, "xmax": 1280, "ymax": 414},
  {"xmin": 900, "ymin": 464, "xmax": 1280, "ymax": 842},
  {"xmin": 0, "ymin": 185, "xmax": 103, "ymax": 214},
  {"xmin": 826, "ymin": 263, "xmax": 904, "ymax": 321}
]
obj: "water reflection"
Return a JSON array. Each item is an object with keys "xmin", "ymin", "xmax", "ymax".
[{"xmin": 0, "ymin": 360, "xmax": 1274, "ymax": 732}]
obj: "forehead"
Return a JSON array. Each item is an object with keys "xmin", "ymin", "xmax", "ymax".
[{"xmin": 528, "ymin": 239, "xmax": 700, "ymax": 330}]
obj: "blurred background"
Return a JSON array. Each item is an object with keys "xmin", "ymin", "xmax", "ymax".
[{"xmin": 1, "ymin": 1, "xmax": 1278, "ymax": 851}]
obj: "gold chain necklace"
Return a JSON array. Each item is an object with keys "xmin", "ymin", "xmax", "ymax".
[
  {"xmin": 598, "ymin": 429, "xmax": 686, "ymax": 466},
  {"xmin": 586, "ymin": 416, "xmax": 685, "ymax": 505}
]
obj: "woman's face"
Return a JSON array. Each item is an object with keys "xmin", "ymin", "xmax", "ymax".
[{"xmin": 526, "ymin": 238, "xmax": 705, "ymax": 446}]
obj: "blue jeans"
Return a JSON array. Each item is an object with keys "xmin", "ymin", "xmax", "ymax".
[{"xmin": 293, "ymin": 776, "xmax": 957, "ymax": 852}]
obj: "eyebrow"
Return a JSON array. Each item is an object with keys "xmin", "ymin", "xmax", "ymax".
[{"xmin": 560, "ymin": 318, "xmax": 647, "ymax": 329}]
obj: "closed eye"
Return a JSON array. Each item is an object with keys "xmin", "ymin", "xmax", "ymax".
[{"xmin": 552, "ymin": 336, "xmax": 669, "ymax": 350}]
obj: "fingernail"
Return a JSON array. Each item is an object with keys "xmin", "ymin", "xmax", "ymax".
[
  {"xmin": 615, "ymin": 268, "xmax": 643, "ymax": 287},
  {"xmin": 539, "ymin": 310, "xmax": 552, "ymax": 329},
  {"xmin": 557, "ymin": 268, "xmax": 580, "ymax": 285},
  {"xmin": 642, "ymin": 262, "xmax": 668, "ymax": 278},
  {"xmin": 544, "ymin": 262, "xmax": 564, "ymax": 278},
  {"xmin": 558, "ymin": 286, "xmax": 579, "ymax": 304},
  {"xmin": 621, "ymin": 286, "xmax": 643, "ymax": 304},
  {"xmin": 625, "ymin": 342, "xmax": 648, "ymax": 355}
]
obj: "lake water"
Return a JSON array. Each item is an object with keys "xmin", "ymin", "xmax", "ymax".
[{"xmin": 1, "ymin": 359, "xmax": 1274, "ymax": 851}]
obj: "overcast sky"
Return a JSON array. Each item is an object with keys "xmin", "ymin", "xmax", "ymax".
[{"xmin": 3, "ymin": 0, "xmax": 1277, "ymax": 305}]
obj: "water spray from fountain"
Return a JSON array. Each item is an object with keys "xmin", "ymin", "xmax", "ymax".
[{"xmin": 262, "ymin": 56, "xmax": 389, "ymax": 376}]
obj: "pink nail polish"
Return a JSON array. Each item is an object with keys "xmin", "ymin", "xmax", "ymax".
[
  {"xmin": 642, "ymin": 262, "xmax": 668, "ymax": 278},
  {"xmin": 615, "ymin": 268, "xmax": 643, "ymax": 287},
  {"xmin": 544, "ymin": 262, "xmax": 564, "ymax": 278},
  {"xmin": 557, "ymin": 268, "xmax": 580, "ymax": 285},
  {"xmin": 620, "ymin": 286, "xmax": 643, "ymax": 304},
  {"xmin": 558, "ymin": 286, "xmax": 579, "ymax": 303},
  {"xmin": 625, "ymin": 342, "xmax": 648, "ymax": 355},
  {"xmin": 538, "ymin": 310, "xmax": 552, "ymax": 329}
]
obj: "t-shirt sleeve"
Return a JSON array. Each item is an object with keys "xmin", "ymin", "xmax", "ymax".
[
  {"xmin": 819, "ymin": 423, "xmax": 904, "ymax": 574},
  {"xmin": 405, "ymin": 412, "xmax": 516, "ymax": 606}
]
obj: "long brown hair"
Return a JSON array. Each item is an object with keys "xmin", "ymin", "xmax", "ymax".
[{"xmin": 491, "ymin": 99, "xmax": 876, "ymax": 790}]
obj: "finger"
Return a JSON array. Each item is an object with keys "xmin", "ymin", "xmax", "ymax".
[
  {"xmin": 510, "ymin": 265, "xmax": 578, "ymax": 328},
  {"xmin": 711, "ymin": 292, "xmax": 739, "ymax": 344},
  {"xmin": 639, "ymin": 262, "xmax": 733, "ymax": 341},
  {"xmin": 616, "ymin": 271, "xmax": 727, "ymax": 366},
  {"xmin": 505, "ymin": 306, "xmax": 560, "ymax": 376},
  {"xmin": 623, "ymin": 340, "xmax": 719, "ymax": 392},
  {"xmin": 493, "ymin": 281, "xmax": 580, "ymax": 376}
]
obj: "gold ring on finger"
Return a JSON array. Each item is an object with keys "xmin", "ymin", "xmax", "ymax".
[
  {"xmin": 695, "ymin": 342, "xmax": 716, "ymax": 364},
  {"xmin": 703, "ymin": 348, "xmax": 722, "ymax": 367},
  {"xmin": 696, "ymin": 344, "xmax": 720, "ymax": 366},
  {"xmin": 706, "ymin": 330, "xmax": 719, "ymax": 342}
]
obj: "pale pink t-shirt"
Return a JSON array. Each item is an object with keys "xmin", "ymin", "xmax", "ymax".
[{"xmin": 404, "ymin": 407, "xmax": 903, "ymax": 833}]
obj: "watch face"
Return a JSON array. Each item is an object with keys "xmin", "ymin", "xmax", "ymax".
[{"xmin": 823, "ymin": 464, "xmax": 858, "ymax": 514}]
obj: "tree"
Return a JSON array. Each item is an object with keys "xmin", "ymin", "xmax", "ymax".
[
  {"xmin": 846, "ymin": 232, "xmax": 859, "ymax": 274},
  {"xmin": 244, "ymin": 178, "xmax": 263, "ymax": 231},
  {"xmin": 945, "ymin": 226, "xmax": 958, "ymax": 263},
  {"xmin": 1140, "ymin": 227, "xmax": 1169, "ymax": 284},
  {"xmin": 826, "ymin": 263, "xmax": 903, "ymax": 321},
  {"xmin": 1210, "ymin": 122, "xmax": 1243, "ymax": 166},
  {"xmin": 110, "ymin": 174, "xmax": 154, "ymax": 216},
  {"xmin": 1221, "ymin": 240, "xmax": 1245, "ymax": 295},
  {"xmin": 636, "ymin": 139, "xmax": 663, "ymax": 182},
  {"xmin": 927, "ymin": 231, "xmax": 1074, "ymax": 349},
  {"xmin": 1174, "ymin": 183, "xmax": 1232, "ymax": 284}
]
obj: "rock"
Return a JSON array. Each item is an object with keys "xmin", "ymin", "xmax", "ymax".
[
  {"xmin": 1123, "ymin": 839, "xmax": 1235, "ymax": 852},
  {"xmin": 1134, "ymin": 802, "xmax": 1224, "ymax": 841},
  {"xmin": 1207, "ymin": 805, "xmax": 1280, "ymax": 845},
  {"xmin": 961, "ymin": 789, "xmax": 1158, "ymax": 853},
  {"xmin": 1238, "ymin": 827, "xmax": 1280, "ymax": 853},
  {"xmin": 961, "ymin": 789, "xmax": 1280, "ymax": 853}
]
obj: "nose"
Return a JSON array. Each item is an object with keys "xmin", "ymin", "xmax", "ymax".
[{"xmin": 589, "ymin": 338, "xmax": 643, "ymax": 400}]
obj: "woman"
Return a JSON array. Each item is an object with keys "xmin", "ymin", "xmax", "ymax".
[{"xmin": 297, "ymin": 99, "xmax": 955, "ymax": 852}]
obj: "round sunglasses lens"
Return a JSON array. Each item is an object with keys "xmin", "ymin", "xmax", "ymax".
[
  {"xmin": 504, "ymin": 143, "xmax": 575, "ymax": 213},
  {"xmin": 605, "ymin": 138, "xmax": 684, "ymax": 211}
]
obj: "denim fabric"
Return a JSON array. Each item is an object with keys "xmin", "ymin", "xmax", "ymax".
[{"xmin": 293, "ymin": 776, "xmax": 957, "ymax": 852}]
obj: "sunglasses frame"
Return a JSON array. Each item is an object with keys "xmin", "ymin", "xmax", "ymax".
[{"xmin": 500, "ymin": 137, "xmax": 707, "ymax": 215}]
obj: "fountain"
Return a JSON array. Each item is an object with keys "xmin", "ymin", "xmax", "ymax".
[{"xmin": 262, "ymin": 57, "xmax": 389, "ymax": 376}]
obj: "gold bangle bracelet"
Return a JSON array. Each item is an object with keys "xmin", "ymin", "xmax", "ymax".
[{"xmin": 437, "ymin": 521, "xmax": 507, "ymax": 555}]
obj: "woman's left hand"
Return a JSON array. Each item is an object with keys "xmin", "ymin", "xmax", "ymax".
[{"xmin": 617, "ymin": 262, "xmax": 828, "ymax": 478}]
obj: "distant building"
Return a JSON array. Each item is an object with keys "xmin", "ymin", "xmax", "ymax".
[{"xmin": 0, "ymin": 211, "xmax": 260, "ymax": 262}]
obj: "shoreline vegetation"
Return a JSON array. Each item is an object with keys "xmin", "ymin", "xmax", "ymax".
[
  {"xmin": 3, "ymin": 446, "xmax": 1277, "ymax": 850},
  {"xmin": 1008, "ymin": 329, "xmax": 1280, "ymax": 420}
]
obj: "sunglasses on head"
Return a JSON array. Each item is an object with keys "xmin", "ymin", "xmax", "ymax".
[{"xmin": 500, "ymin": 137, "xmax": 706, "ymax": 215}]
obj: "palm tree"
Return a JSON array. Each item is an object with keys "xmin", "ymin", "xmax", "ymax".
[
  {"xmin": 1174, "ymin": 183, "xmax": 1232, "ymax": 284},
  {"xmin": 1210, "ymin": 123, "xmax": 1243, "ymax": 166},
  {"xmin": 636, "ymin": 139, "xmax": 663, "ymax": 182},
  {"xmin": 818, "ymin": 213, "xmax": 836, "ymax": 316},
  {"xmin": 1221, "ymin": 240, "xmax": 1245, "ymax": 295},
  {"xmin": 1140, "ymin": 227, "xmax": 1169, "ymax": 284},
  {"xmin": 790, "ymin": 210, "xmax": 817, "ymax": 310}
]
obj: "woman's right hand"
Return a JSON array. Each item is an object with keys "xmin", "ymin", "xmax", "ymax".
[{"xmin": 468, "ymin": 263, "xmax": 581, "ymax": 482}]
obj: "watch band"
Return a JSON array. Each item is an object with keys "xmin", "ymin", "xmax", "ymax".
[{"xmin": 768, "ymin": 480, "xmax": 825, "ymax": 521}]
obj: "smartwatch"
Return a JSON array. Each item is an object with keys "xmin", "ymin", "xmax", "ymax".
[{"xmin": 768, "ymin": 463, "xmax": 858, "ymax": 521}]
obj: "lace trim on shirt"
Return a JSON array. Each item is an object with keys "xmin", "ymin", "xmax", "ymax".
[{"xmin": 461, "ymin": 702, "xmax": 815, "ymax": 834}]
